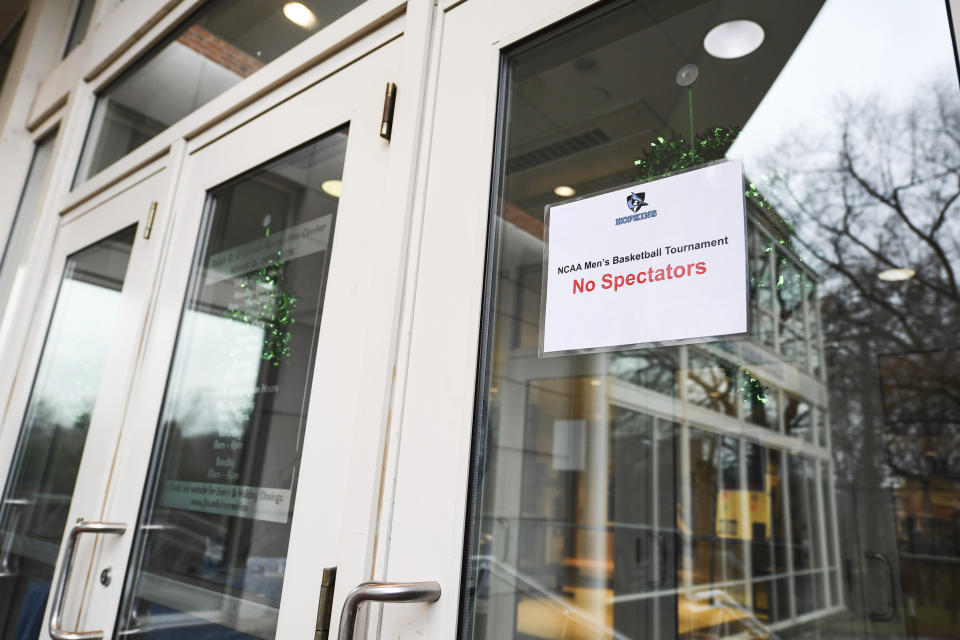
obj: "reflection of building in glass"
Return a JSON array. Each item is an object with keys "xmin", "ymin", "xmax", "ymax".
[
  {"xmin": 475, "ymin": 190, "xmax": 840, "ymax": 638},
  {"xmin": 877, "ymin": 348, "xmax": 960, "ymax": 633}
]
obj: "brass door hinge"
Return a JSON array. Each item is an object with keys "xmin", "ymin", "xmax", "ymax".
[
  {"xmin": 315, "ymin": 566, "xmax": 337, "ymax": 640},
  {"xmin": 380, "ymin": 82, "xmax": 397, "ymax": 141},
  {"xmin": 143, "ymin": 201, "xmax": 158, "ymax": 239}
]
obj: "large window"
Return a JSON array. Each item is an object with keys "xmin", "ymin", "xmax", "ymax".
[
  {"xmin": 463, "ymin": 1, "xmax": 960, "ymax": 639},
  {"xmin": 73, "ymin": 0, "xmax": 364, "ymax": 185}
]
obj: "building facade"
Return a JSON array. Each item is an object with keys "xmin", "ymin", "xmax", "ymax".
[{"xmin": 0, "ymin": 1, "xmax": 957, "ymax": 639}]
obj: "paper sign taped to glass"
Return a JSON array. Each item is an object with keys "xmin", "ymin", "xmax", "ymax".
[{"xmin": 540, "ymin": 159, "xmax": 748, "ymax": 356}]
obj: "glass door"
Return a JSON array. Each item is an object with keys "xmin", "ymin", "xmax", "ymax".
[
  {"xmin": 391, "ymin": 1, "xmax": 960, "ymax": 639},
  {"xmin": 68, "ymin": 36, "xmax": 404, "ymax": 640},
  {"xmin": 0, "ymin": 165, "xmax": 172, "ymax": 640}
]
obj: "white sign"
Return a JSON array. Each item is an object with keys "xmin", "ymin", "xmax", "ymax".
[{"xmin": 541, "ymin": 160, "xmax": 748, "ymax": 355}]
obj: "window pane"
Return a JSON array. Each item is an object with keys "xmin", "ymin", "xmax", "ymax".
[
  {"xmin": 742, "ymin": 371, "xmax": 777, "ymax": 430},
  {"xmin": 748, "ymin": 224, "xmax": 772, "ymax": 311},
  {"xmin": 610, "ymin": 348, "xmax": 677, "ymax": 395},
  {"xmin": 784, "ymin": 394, "xmax": 812, "ymax": 442},
  {"xmin": 0, "ymin": 130, "xmax": 58, "ymax": 337},
  {"xmin": 685, "ymin": 430, "xmax": 747, "ymax": 588},
  {"xmin": 611, "ymin": 407, "xmax": 655, "ymax": 637},
  {"xmin": 788, "ymin": 455, "xmax": 823, "ymax": 615},
  {"xmin": 463, "ymin": 0, "xmax": 960, "ymax": 638},
  {"xmin": 0, "ymin": 226, "xmax": 137, "ymax": 640},
  {"xmin": 74, "ymin": 0, "xmax": 364, "ymax": 184},
  {"xmin": 685, "ymin": 351, "xmax": 737, "ymax": 417},
  {"xmin": 820, "ymin": 461, "xmax": 837, "ymax": 606},
  {"xmin": 62, "ymin": 0, "xmax": 95, "ymax": 57},
  {"xmin": 0, "ymin": 16, "xmax": 23, "ymax": 92},
  {"xmin": 116, "ymin": 129, "xmax": 347, "ymax": 639}
]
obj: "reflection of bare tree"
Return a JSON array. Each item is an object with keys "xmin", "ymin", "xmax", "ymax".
[
  {"xmin": 749, "ymin": 84, "xmax": 960, "ymax": 632},
  {"xmin": 609, "ymin": 348, "xmax": 679, "ymax": 395},
  {"xmin": 762, "ymin": 84, "xmax": 960, "ymax": 593},
  {"xmin": 760, "ymin": 82, "xmax": 960, "ymax": 490}
]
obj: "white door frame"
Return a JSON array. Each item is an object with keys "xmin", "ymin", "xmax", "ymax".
[
  {"xmin": 379, "ymin": 3, "xmax": 645, "ymax": 640},
  {"xmin": 68, "ymin": 34, "xmax": 417, "ymax": 640},
  {"xmin": 0, "ymin": 157, "xmax": 175, "ymax": 640}
]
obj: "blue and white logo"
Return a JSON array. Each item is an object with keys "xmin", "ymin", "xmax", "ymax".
[
  {"xmin": 617, "ymin": 191, "xmax": 657, "ymax": 226},
  {"xmin": 626, "ymin": 191, "xmax": 648, "ymax": 213}
]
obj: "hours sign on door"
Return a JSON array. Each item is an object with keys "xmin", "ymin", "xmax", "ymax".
[{"xmin": 540, "ymin": 159, "xmax": 748, "ymax": 355}]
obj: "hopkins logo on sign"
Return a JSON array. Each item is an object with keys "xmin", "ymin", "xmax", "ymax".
[
  {"xmin": 626, "ymin": 191, "xmax": 648, "ymax": 212},
  {"xmin": 616, "ymin": 191, "xmax": 657, "ymax": 226}
]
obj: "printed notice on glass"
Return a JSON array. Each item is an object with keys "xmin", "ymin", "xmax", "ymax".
[
  {"xmin": 540, "ymin": 159, "xmax": 748, "ymax": 355},
  {"xmin": 161, "ymin": 481, "xmax": 292, "ymax": 524}
]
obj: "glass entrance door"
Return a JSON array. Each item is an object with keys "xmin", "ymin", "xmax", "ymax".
[
  {"xmin": 53, "ymin": 36, "xmax": 405, "ymax": 640},
  {"xmin": 395, "ymin": 1, "xmax": 960, "ymax": 639},
  {"xmin": 0, "ymin": 165, "xmax": 172, "ymax": 640}
]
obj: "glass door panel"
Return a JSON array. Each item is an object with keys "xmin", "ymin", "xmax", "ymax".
[
  {"xmin": 405, "ymin": 0, "xmax": 960, "ymax": 639},
  {"xmin": 0, "ymin": 162, "xmax": 171, "ymax": 640},
  {"xmin": 74, "ymin": 37, "xmax": 402, "ymax": 640},
  {"xmin": 116, "ymin": 129, "xmax": 347, "ymax": 640},
  {"xmin": 0, "ymin": 226, "xmax": 137, "ymax": 639},
  {"xmin": 73, "ymin": 0, "xmax": 367, "ymax": 184}
]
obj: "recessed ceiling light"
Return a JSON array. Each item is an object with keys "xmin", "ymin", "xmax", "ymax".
[
  {"xmin": 283, "ymin": 2, "xmax": 318, "ymax": 29},
  {"xmin": 321, "ymin": 179, "xmax": 341, "ymax": 197},
  {"xmin": 878, "ymin": 268, "xmax": 915, "ymax": 282},
  {"xmin": 703, "ymin": 20, "xmax": 764, "ymax": 59},
  {"xmin": 554, "ymin": 185, "xmax": 576, "ymax": 197}
]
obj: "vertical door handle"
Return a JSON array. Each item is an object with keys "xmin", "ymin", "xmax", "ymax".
[
  {"xmin": 337, "ymin": 581, "xmax": 441, "ymax": 640},
  {"xmin": 49, "ymin": 520, "xmax": 126, "ymax": 640},
  {"xmin": 863, "ymin": 550, "xmax": 896, "ymax": 622},
  {"xmin": 647, "ymin": 532, "xmax": 668, "ymax": 588},
  {"xmin": 0, "ymin": 498, "xmax": 31, "ymax": 577}
]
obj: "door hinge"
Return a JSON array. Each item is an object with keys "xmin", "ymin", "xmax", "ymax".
[
  {"xmin": 380, "ymin": 82, "xmax": 397, "ymax": 141},
  {"xmin": 143, "ymin": 201, "xmax": 158, "ymax": 239},
  {"xmin": 315, "ymin": 566, "xmax": 337, "ymax": 640}
]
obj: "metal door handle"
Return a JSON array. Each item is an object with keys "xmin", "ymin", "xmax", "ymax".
[
  {"xmin": 863, "ymin": 550, "xmax": 896, "ymax": 622},
  {"xmin": 648, "ymin": 531, "xmax": 668, "ymax": 588},
  {"xmin": 337, "ymin": 581, "xmax": 441, "ymax": 640},
  {"xmin": 0, "ymin": 498, "xmax": 31, "ymax": 577},
  {"xmin": 49, "ymin": 520, "xmax": 126, "ymax": 640}
]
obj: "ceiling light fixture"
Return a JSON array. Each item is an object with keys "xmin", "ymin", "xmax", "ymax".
[
  {"xmin": 878, "ymin": 268, "xmax": 916, "ymax": 282},
  {"xmin": 321, "ymin": 179, "xmax": 342, "ymax": 197},
  {"xmin": 283, "ymin": 2, "xmax": 318, "ymax": 29},
  {"xmin": 676, "ymin": 63, "xmax": 699, "ymax": 87},
  {"xmin": 554, "ymin": 185, "xmax": 576, "ymax": 197},
  {"xmin": 703, "ymin": 20, "xmax": 764, "ymax": 59}
]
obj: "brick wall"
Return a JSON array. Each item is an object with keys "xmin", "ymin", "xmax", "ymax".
[{"xmin": 177, "ymin": 25, "xmax": 264, "ymax": 78}]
